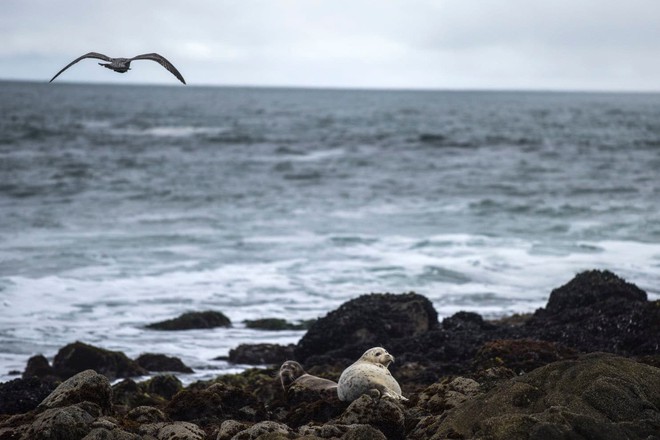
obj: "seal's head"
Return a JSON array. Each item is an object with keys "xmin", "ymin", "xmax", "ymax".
[
  {"xmin": 359, "ymin": 347, "xmax": 394, "ymax": 367},
  {"xmin": 278, "ymin": 360, "xmax": 306, "ymax": 391}
]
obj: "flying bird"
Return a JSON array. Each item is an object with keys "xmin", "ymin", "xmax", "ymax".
[{"xmin": 49, "ymin": 52, "xmax": 186, "ymax": 84}]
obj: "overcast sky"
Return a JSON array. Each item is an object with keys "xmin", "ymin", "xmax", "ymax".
[{"xmin": 2, "ymin": 0, "xmax": 659, "ymax": 91}]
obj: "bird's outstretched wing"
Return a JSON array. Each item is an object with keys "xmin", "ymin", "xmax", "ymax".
[
  {"xmin": 49, "ymin": 52, "xmax": 112, "ymax": 82},
  {"xmin": 131, "ymin": 53, "xmax": 186, "ymax": 84}
]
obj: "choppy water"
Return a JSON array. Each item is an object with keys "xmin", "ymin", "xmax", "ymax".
[{"xmin": 1, "ymin": 81, "xmax": 659, "ymax": 383}]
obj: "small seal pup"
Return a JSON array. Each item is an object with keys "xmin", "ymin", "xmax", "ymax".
[
  {"xmin": 337, "ymin": 347, "xmax": 407, "ymax": 402},
  {"xmin": 279, "ymin": 360, "xmax": 338, "ymax": 401}
]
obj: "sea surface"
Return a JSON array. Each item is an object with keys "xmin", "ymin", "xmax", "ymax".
[{"xmin": 1, "ymin": 81, "xmax": 659, "ymax": 383}]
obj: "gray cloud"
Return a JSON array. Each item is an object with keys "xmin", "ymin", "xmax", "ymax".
[{"xmin": 2, "ymin": 0, "xmax": 659, "ymax": 91}]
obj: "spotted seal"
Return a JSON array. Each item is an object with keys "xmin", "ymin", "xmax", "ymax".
[
  {"xmin": 278, "ymin": 360, "xmax": 338, "ymax": 401},
  {"xmin": 337, "ymin": 347, "xmax": 407, "ymax": 402}
]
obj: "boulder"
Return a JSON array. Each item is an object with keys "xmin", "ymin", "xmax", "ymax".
[
  {"xmin": 228, "ymin": 421, "xmax": 292, "ymax": 440},
  {"xmin": 409, "ymin": 353, "xmax": 660, "ymax": 440},
  {"xmin": 27, "ymin": 404, "xmax": 95, "ymax": 440},
  {"xmin": 135, "ymin": 353, "xmax": 193, "ymax": 373},
  {"xmin": 528, "ymin": 270, "xmax": 660, "ymax": 356},
  {"xmin": 82, "ymin": 427, "xmax": 140, "ymax": 439},
  {"xmin": 295, "ymin": 292, "xmax": 438, "ymax": 364},
  {"xmin": 472, "ymin": 339, "xmax": 577, "ymax": 374},
  {"xmin": 139, "ymin": 421, "xmax": 206, "ymax": 440},
  {"xmin": 52, "ymin": 341, "xmax": 147, "ymax": 380},
  {"xmin": 111, "ymin": 378, "xmax": 164, "ymax": 408},
  {"xmin": 244, "ymin": 318, "xmax": 313, "ymax": 330},
  {"xmin": 126, "ymin": 405, "xmax": 168, "ymax": 424},
  {"xmin": 165, "ymin": 382, "xmax": 260, "ymax": 425},
  {"xmin": 142, "ymin": 374, "xmax": 184, "ymax": 400},
  {"xmin": 22, "ymin": 354, "xmax": 56, "ymax": 380},
  {"xmin": 335, "ymin": 394, "xmax": 406, "ymax": 440},
  {"xmin": 146, "ymin": 311, "xmax": 231, "ymax": 331},
  {"xmin": 0, "ymin": 377, "xmax": 57, "ymax": 415},
  {"xmin": 39, "ymin": 369, "xmax": 112, "ymax": 413},
  {"xmin": 544, "ymin": 269, "xmax": 647, "ymax": 313},
  {"xmin": 228, "ymin": 343, "xmax": 295, "ymax": 365},
  {"xmin": 415, "ymin": 376, "xmax": 480, "ymax": 414}
]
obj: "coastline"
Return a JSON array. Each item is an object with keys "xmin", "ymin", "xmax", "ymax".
[{"xmin": 1, "ymin": 269, "xmax": 659, "ymax": 439}]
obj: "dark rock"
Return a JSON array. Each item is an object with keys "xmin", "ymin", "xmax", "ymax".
[
  {"xmin": 441, "ymin": 311, "xmax": 494, "ymax": 332},
  {"xmin": 22, "ymin": 355, "xmax": 55, "ymax": 380},
  {"xmin": 135, "ymin": 353, "xmax": 193, "ymax": 373},
  {"xmin": 228, "ymin": 421, "xmax": 292, "ymax": 439},
  {"xmin": 216, "ymin": 420, "xmax": 249, "ymax": 440},
  {"xmin": 146, "ymin": 311, "xmax": 231, "ymax": 331},
  {"xmin": 472, "ymin": 339, "xmax": 577, "ymax": 374},
  {"xmin": 0, "ymin": 377, "xmax": 57, "ymax": 415},
  {"xmin": 111, "ymin": 378, "xmax": 164, "ymax": 408},
  {"xmin": 415, "ymin": 376, "xmax": 480, "ymax": 414},
  {"xmin": 545, "ymin": 269, "xmax": 647, "ymax": 313},
  {"xmin": 52, "ymin": 341, "xmax": 147, "ymax": 380},
  {"xmin": 27, "ymin": 404, "xmax": 95, "ymax": 440},
  {"xmin": 283, "ymin": 397, "xmax": 347, "ymax": 428},
  {"xmin": 165, "ymin": 382, "xmax": 260, "ymax": 425},
  {"xmin": 142, "ymin": 374, "xmax": 183, "ymax": 400},
  {"xmin": 126, "ymin": 406, "xmax": 168, "ymax": 424},
  {"xmin": 243, "ymin": 318, "xmax": 313, "ymax": 331},
  {"xmin": 295, "ymin": 292, "xmax": 438, "ymax": 364},
  {"xmin": 528, "ymin": 270, "xmax": 660, "ymax": 356},
  {"xmin": 335, "ymin": 394, "xmax": 406, "ymax": 440},
  {"xmin": 297, "ymin": 422, "xmax": 386, "ymax": 439},
  {"xmin": 138, "ymin": 421, "xmax": 205, "ymax": 440},
  {"xmin": 39, "ymin": 369, "xmax": 112, "ymax": 413},
  {"xmin": 409, "ymin": 353, "xmax": 660, "ymax": 440},
  {"xmin": 228, "ymin": 343, "xmax": 295, "ymax": 365}
]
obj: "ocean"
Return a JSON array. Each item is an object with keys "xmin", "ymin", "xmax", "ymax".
[{"xmin": 1, "ymin": 81, "xmax": 659, "ymax": 383}]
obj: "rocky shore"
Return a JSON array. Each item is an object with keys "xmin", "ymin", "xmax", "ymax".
[{"xmin": 1, "ymin": 269, "xmax": 659, "ymax": 439}]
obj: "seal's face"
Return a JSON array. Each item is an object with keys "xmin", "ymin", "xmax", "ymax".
[
  {"xmin": 279, "ymin": 360, "xmax": 305, "ymax": 390},
  {"xmin": 360, "ymin": 347, "xmax": 395, "ymax": 367}
]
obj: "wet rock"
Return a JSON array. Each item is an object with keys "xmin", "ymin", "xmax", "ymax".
[
  {"xmin": 52, "ymin": 341, "xmax": 147, "ymax": 380},
  {"xmin": 228, "ymin": 343, "xmax": 295, "ymax": 365},
  {"xmin": 126, "ymin": 406, "xmax": 168, "ymax": 424},
  {"xmin": 528, "ymin": 270, "xmax": 660, "ymax": 356},
  {"xmin": 27, "ymin": 404, "xmax": 95, "ymax": 440},
  {"xmin": 111, "ymin": 378, "xmax": 164, "ymax": 408},
  {"xmin": 335, "ymin": 394, "xmax": 406, "ymax": 440},
  {"xmin": 244, "ymin": 318, "xmax": 313, "ymax": 330},
  {"xmin": 0, "ymin": 377, "xmax": 57, "ymax": 415},
  {"xmin": 82, "ymin": 426, "xmax": 140, "ymax": 440},
  {"xmin": 215, "ymin": 419, "xmax": 248, "ymax": 440},
  {"xmin": 545, "ymin": 269, "xmax": 647, "ymax": 313},
  {"xmin": 146, "ymin": 311, "xmax": 231, "ymax": 331},
  {"xmin": 39, "ymin": 369, "xmax": 112, "ymax": 413},
  {"xmin": 136, "ymin": 353, "xmax": 194, "ymax": 373},
  {"xmin": 415, "ymin": 376, "xmax": 480, "ymax": 414},
  {"xmin": 142, "ymin": 374, "xmax": 184, "ymax": 400},
  {"xmin": 441, "ymin": 311, "xmax": 494, "ymax": 332},
  {"xmin": 409, "ymin": 353, "xmax": 660, "ymax": 440},
  {"xmin": 295, "ymin": 292, "xmax": 438, "ymax": 364},
  {"xmin": 229, "ymin": 420, "xmax": 292, "ymax": 439},
  {"xmin": 22, "ymin": 354, "xmax": 56, "ymax": 380},
  {"xmin": 283, "ymin": 397, "xmax": 347, "ymax": 428},
  {"xmin": 298, "ymin": 423, "xmax": 387, "ymax": 439},
  {"xmin": 472, "ymin": 339, "xmax": 577, "ymax": 374},
  {"xmin": 139, "ymin": 421, "xmax": 206, "ymax": 440},
  {"xmin": 165, "ymin": 382, "xmax": 260, "ymax": 425}
]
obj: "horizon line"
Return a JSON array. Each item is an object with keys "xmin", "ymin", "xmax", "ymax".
[{"xmin": 2, "ymin": 77, "xmax": 660, "ymax": 95}]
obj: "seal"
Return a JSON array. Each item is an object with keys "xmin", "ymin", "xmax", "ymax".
[
  {"xmin": 337, "ymin": 347, "xmax": 407, "ymax": 402},
  {"xmin": 278, "ymin": 360, "xmax": 338, "ymax": 402}
]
